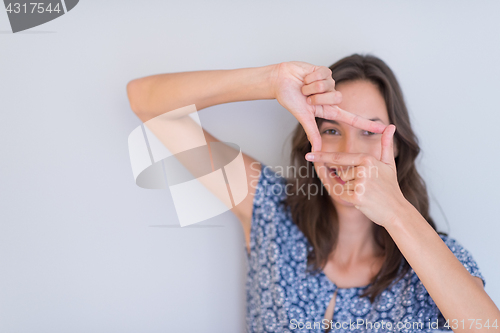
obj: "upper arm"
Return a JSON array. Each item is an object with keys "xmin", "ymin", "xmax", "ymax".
[{"xmin": 202, "ymin": 129, "xmax": 260, "ymax": 248}]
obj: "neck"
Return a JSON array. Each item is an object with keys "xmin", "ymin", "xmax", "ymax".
[{"xmin": 331, "ymin": 202, "xmax": 383, "ymax": 264}]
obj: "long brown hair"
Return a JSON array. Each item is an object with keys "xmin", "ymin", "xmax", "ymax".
[{"xmin": 285, "ymin": 54, "xmax": 444, "ymax": 302}]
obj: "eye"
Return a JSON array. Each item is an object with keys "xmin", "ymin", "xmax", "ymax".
[
  {"xmin": 363, "ymin": 130, "xmax": 376, "ymax": 136},
  {"xmin": 323, "ymin": 128, "xmax": 339, "ymax": 135}
]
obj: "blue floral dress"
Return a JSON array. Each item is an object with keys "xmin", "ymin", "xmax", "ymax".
[{"xmin": 245, "ymin": 164, "xmax": 485, "ymax": 333}]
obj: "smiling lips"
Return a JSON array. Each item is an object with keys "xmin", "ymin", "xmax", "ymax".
[{"xmin": 328, "ymin": 167, "xmax": 346, "ymax": 185}]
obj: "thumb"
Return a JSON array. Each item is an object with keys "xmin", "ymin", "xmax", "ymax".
[
  {"xmin": 380, "ymin": 124, "xmax": 396, "ymax": 165},
  {"xmin": 301, "ymin": 118, "xmax": 322, "ymax": 152}
]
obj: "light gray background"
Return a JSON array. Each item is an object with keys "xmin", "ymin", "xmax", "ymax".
[{"xmin": 1, "ymin": 1, "xmax": 499, "ymax": 332}]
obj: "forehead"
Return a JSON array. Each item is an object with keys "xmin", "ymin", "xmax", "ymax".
[{"xmin": 328, "ymin": 79, "xmax": 389, "ymax": 125}]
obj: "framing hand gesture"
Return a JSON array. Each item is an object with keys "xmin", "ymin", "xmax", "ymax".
[
  {"xmin": 272, "ymin": 61, "xmax": 387, "ymax": 152},
  {"xmin": 305, "ymin": 124, "xmax": 407, "ymax": 227}
]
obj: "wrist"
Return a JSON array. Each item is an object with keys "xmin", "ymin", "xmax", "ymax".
[
  {"xmin": 384, "ymin": 198, "xmax": 440, "ymax": 254},
  {"xmin": 268, "ymin": 62, "xmax": 283, "ymax": 99},
  {"xmin": 240, "ymin": 64, "xmax": 280, "ymax": 101},
  {"xmin": 385, "ymin": 197, "xmax": 415, "ymax": 230},
  {"xmin": 264, "ymin": 63, "xmax": 281, "ymax": 100}
]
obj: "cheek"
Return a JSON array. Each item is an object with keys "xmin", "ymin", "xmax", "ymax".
[
  {"xmin": 313, "ymin": 163, "xmax": 340, "ymax": 198},
  {"xmin": 313, "ymin": 163, "xmax": 327, "ymax": 181},
  {"xmin": 319, "ymin": 140, "xmax": 338, "ymax": 152},
  {"xmin": 358, "ymin": 140, "xmax": 382, "ymax": 159},
  {"xmin": 314, "ymin": 163, "xmax": 335, "ymax": 186},
  {"xmin": 313, "ymin": 163, "xmax": 321, "ymax": 177}
]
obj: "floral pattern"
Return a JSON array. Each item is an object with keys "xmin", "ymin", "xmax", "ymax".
[{"xmin": 246, "ymin": 164, "xmax": 485, "ymax": 333}]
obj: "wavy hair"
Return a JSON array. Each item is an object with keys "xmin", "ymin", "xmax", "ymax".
[{"xmin": 285, "ymin": 54, "xmax": 444, "ymax": 302}]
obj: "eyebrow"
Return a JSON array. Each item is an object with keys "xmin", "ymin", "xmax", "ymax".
[{"xmin": 320, "ymin": 117, "xmax": 384, "ymax": 126}]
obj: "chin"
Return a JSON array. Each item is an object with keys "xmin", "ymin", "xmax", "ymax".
[
  {"xmin": 330, "ymin": 193, "xmax": 355, "ymax": 207},
  {"xmin": 328, "ymin": 187, "xmax": 354, "ymax": 207}
]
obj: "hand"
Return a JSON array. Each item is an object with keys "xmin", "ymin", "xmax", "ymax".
[
  {"xmin": 305, "ymin": 124, "xmax": 409, "ymax": 227},
  {"xmin": 272, "ymin": 61, "xmax": 387, "ymax": 151}
]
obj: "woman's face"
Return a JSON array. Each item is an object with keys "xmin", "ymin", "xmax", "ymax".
[{"xmin": 313, "ymin": 79, "xmax": 396, "ymax": 207}]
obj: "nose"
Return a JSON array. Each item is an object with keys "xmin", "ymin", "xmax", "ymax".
[
  {"xmin": 338, "ymin": 133, "xmax": 359, "ymax": 154},
  {"xmin": 336, "ymin": 134, "xmax": 360, "ymax": 174}
]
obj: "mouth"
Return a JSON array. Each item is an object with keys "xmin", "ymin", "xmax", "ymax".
[{"xmin": 327, "ymin": 167, "xmax": 346, "ymax": 185}]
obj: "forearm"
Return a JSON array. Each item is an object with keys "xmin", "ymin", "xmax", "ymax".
[
  {"xmin": 126, "ymin": 64, "xmax": 279, "ymax": 121},
  {"xmin": 386, "ymin": 201, "xmax": 500, "ymax": 332}
]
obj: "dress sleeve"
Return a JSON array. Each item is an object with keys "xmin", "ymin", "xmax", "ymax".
[
  {"xmin": 245, "ymin": 163, "xmax": 291, "ymax": 331},
  {"xmin": 439, "ymin": 234, "xmax": 485, "ymax": 286},
  {"xmin": 248, "ymin": 163, "xmax": 289, "ymax": 261}
]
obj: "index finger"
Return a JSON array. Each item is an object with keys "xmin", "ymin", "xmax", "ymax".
[
  {"xmin": 321, "ymin": 105, "xmax": 387, "ymax": 134},
  {"xmin": 305, "ymin": 151, "xmax": 368, "ymax": 166}
]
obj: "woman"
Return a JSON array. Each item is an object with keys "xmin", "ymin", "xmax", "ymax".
[{"xmin": 126, "ymin": 54, "xmax": 500, "ymax": 332}]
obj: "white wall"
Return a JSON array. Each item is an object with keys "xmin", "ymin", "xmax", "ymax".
[{"xmin": 1, "ymin": 1, "xmax": 498, "ymax": 332}]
